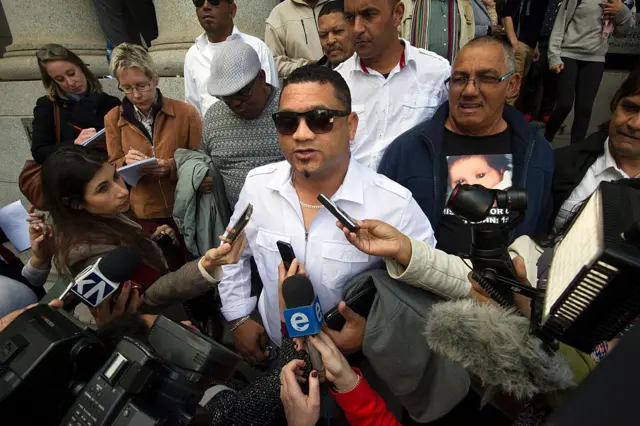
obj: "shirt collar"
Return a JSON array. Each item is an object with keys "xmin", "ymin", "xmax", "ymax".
[
  {"xmin": 594, "ymin": 137, "xmax": 630, "ymax": 178},
  {"xmin": 356, "ymin": 39, "xmax": 413, "ymax": 76},
  {"xmin": 195, "ymin": 26, "xmax": 242, "ymax": 50},
  {"xmin": 267, "ymin": 157, "xmax": 364, "ymax": 205}
]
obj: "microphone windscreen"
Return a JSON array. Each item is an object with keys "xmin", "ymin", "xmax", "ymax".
[
  {"xmin": 282, "ymin": 275, "xmax": 315, "ymax": 308},
  {"xmin": 425, "ymin": 299, "xmax": 575, "ymax": 400},
  {"xmin": 97, "ymin": 246, "xmax": 143, "ymax": 283}
]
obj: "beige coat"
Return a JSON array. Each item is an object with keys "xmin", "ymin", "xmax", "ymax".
[{"xmin": 265, "ymin": 0, "xmax": 331, "ymax": 78}]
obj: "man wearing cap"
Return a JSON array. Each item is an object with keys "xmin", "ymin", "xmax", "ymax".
[
  {"xmin": 201, "ymin": 40, "xmax": 284, "ymax": 208},
  {"xmin": 185, "ymin": 0, "xmax": 279, "ymax": 118}
]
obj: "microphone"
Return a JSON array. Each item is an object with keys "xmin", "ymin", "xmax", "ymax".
[
  {"xmin": 60, "ymin": 246, "xmax": 142, "ymax": 307},
  {"xmin": 424, "ymin": 299, "xmax": 575, "ymax": 400},
  {"xmin": 282, "ymin": 275, "xmax": 325, "ymax": 374}
]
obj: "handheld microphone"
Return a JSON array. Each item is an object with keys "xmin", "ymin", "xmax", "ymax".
[
  {"xmin": 60, "ymin": 246, "xmax": 142, "ymax": 307},
  {"xmin": 424, "ymin": 299, "xmax": 575, "ymax": 400},
  {"xmin": 282, "ymin": 275, "xmax": 325, "ymax": 374}
]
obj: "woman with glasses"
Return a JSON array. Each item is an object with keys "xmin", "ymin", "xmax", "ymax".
[
  {"xmin": 31, "ymin": 44, "xmax": 121, "ymax": 164},
  {"xmin": 104, "ymin": 43, "xmax": 202, "ymax": 252}
]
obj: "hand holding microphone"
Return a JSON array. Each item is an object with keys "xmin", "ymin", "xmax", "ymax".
[
  {"xmin": 307, "ymin": 331, "xmax": 360, "ymax": 392},
  {"xmin": 336, "ymin": 219, "xmax": 413, "ymax": 268}
]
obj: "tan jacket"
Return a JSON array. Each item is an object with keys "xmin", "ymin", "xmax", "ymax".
[
  {"xmin": 265, "ymin": 0, "xmax": 331, "ymax": 78},
  {"xmin": 105, "ymin": 95, "xmax": 202, "ymax": 219}
]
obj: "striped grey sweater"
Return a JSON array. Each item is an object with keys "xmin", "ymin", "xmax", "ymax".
[{"xmin": 201, "ymin": 86, "xmax": 284, "ymax": 208}]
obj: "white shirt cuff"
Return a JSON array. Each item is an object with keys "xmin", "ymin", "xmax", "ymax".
[
  {"xmin": 198, "ymin": 258, "xmax": 223, "ymax": 283},
  {"xmin": 221, "ymin": 297, "xmax": 258, "ymax": 322}
]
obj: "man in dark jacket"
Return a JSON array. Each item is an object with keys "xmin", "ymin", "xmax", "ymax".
[
  {"xmin": 378, "ymin": 36, "xmax": 554, "ymax": 255},
  {"xmin": 551, "ymin": 69, "xmax": 640, "ymax": 233}
]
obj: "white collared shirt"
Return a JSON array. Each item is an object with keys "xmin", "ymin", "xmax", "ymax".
[
  {"xmin": 554, "ymin": 138, "xmax": 640, "ymax": 232},
  {"xmin": 184, "ymin": 26, "xmax": 279, "ymax": 118},
  {"xmin": 219, "ymin": 158, "xmax": 436, "ymax": 345},
  {"xmin": 335, "ymin": 40, "xmax": 451, "ymax": 171}
]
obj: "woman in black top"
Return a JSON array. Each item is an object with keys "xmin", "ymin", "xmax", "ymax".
[{"xmin": 31, "ymin": 44, "xmax": 121, "ymax": 164}]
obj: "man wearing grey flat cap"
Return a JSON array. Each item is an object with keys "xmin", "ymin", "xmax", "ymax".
[{"xmin": 200, "ymin": 40, "xmax": 284, "ymax": 208}]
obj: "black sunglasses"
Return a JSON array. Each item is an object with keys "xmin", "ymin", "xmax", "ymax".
[
  {"xmin": 272, "ymin": 109, "xmax": 350, "ymax": 136},
  {"xmin": 192, "ymin": 0, "xmax": 226, "ymax": 7},
  {"xmin": 36, "ymin": 45, "xmax": 69, "ymax": 61},
  {"xmin": 220, "ymin": 76, "xmax": 258, "ymax": 102}
]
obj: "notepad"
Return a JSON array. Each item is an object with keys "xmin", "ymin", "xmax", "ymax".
[
  {"xmin": 81, "ymin": 128, "xmax": 106, "ymax": 147},
  {"xmin": 117, "ymin": 158, "xmax": 158, "ymax": 187},
  {"xmin": 0, "ymin": 201, "xmax": 31, "ymax": 252}
]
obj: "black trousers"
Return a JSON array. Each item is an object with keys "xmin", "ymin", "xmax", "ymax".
[
  {"xmin": 92, "ymin": 0, "xmax": 159, "ymax": 47},
  {"xmin": 522, "ymin": 44, "xmax": 558, "ymax": 119},
  {"xmin": 544, "ymin": 57, "xmax": 605, "ymax": 144}
]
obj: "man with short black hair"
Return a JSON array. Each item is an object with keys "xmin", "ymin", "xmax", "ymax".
[
  {"xmin": 218, "ymin": 64, "xmax": 435, "ymax": 364},
  {"xmin": 201, "ymin": 40, "xmax": 284, "ymax": 208},
  {"xmin": 184, "ymin": 0, "xmax": 278, "ymax": 117},
  {"xmin": 265, "ymin": 0, "xmax": 333, "ymax": 78},
  {"xmin": 337, "ymin": 0, "xmax": 450, "ymax": 171},
  {"xmin": 552, "ymin": 69, "xmax": 640, "ymax": 233},
  {"xmin": 379, "ymin": 36, "xmax": 554, "ymax": 256},
  {"xmin": 317, "ymin": 1, "xmax": 355, "ymax": 69}
]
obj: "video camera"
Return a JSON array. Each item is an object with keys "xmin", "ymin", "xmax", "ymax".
[
  {"xmin": 448, "ymin": 181, "xmax": 640, "ymax": 353},
  {"xmin": 0, "ymin": 305, "xmax": 241, "ymax": 426}
]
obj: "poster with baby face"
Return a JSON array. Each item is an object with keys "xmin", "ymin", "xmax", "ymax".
[{"xmin": 443, "ymin": 153, "xmax": 514, "ymax": 224}]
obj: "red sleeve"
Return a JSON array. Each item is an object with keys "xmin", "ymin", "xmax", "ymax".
[{"xmin": 330, "ymin": 368, "xmax": 402, "ymax": 426}]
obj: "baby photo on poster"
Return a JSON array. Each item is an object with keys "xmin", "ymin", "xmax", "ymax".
[{"xmin": 444, "ymin": 153, "xmax": 514, "ymax": 224}]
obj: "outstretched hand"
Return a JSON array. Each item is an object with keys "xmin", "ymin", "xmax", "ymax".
[
  {"xmin": 323, "ymin": 301, "xmax": 366, "ymax": 355},
  {"xmin": 336, "ymin": 219, "xmax": 412, "ymax": 267}
]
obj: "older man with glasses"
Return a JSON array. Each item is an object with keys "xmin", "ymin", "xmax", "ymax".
[
  {"xmin": 201, "ymin": 40, "xmax": 284, "ymax": 208},
  {"xmin": 378, "ymin": 36, "xmax": 554, "ymax": 258},
  {"xmin": 184, "ymin": 0, "xmax": 278, "ymax": 118},
  {"xmin": 217, "ymin": 64, "xmax": 436, "ymax": 366}
]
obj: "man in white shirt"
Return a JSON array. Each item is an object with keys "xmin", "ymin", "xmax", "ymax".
[
  {"xmin": 219, "ymin": 65, "xmax": 436, "ymax": 365},
  {"xmin": 184, "ymin": 0, "xmax": 278, "ymax": 117},
  {"xmin": 552, "ymin": 71, "xmax": 640, "ymax": 233},
  {"xmin": 336, "ymin": 0, "xmax": 451, "ymax": 171}
]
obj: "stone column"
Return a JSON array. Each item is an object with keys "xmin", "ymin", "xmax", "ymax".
[
  {"xmin": 0, "ymin": 0, "xmax": 109, "ymax": 81},
  {"xmin": 149, "ymin": 0, "xmax": 280, "ymax": 77}
]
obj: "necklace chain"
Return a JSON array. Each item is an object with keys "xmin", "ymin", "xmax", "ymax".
[
  {"xmin": 292, "ymin": 171, "xmax": 324, "ymax": 210},
  {"xmin": 299, "ymin": 200, "xmax": 324, "ymax": 209}
]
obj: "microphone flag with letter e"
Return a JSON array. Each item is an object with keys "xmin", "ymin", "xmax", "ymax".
[{"xmin": 282, "ymin": 275, "xmax": 325, "ymax": 373}]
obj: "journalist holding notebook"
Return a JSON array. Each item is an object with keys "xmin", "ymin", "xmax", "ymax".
[
  {"xmin": 104, "ymin": 43, "xmax": 202, "ymax": 224},
  {"xmin": 31, "ymin": 44, "xmax": 121, "ymax": 164}
]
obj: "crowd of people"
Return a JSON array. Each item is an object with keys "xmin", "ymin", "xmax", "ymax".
[{"xmin": 2, "ymin": 0, "xmax": 640, "ymax": 425}]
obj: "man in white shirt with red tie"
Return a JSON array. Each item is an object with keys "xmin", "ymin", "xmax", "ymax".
[
  {"xmin": 336, "ymin": 0, "xmax": 451, "ymax": 171},
  {"xmin": 218, "ymin": 65, "xmax": 436, "ymax": 365}
]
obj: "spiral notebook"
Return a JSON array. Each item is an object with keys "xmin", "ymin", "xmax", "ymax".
[{"xmin": 117, "ymin": 158, "xmax": 157, "ymax": 187}]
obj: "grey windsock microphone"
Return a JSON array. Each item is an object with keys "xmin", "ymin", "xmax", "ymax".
[
  {"xmin": 424, "ymin": 299, "xmax": 575, "ymax": 400},
  {"xmin": 282, "ymin": 275, "xmax": 325, "ymax": 374}
]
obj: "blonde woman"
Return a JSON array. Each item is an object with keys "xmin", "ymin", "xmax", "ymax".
[
  {"xmin": 31, "ymin": 44, "xmax": 121, "ymax": 164},
  {"xmin": 104, "ymin": 43, "xmax": 202, "ymax": 237}
]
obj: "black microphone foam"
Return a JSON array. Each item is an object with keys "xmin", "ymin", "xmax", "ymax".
[
  {"xmin": 282, "ymin": 275, "xmax": 315, "ymax": 308},
  {"xmin": 97, "ymin": 246, "xmax": 143, "ymax": 282}
]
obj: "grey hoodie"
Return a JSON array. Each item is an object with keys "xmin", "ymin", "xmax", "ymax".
[{"xmin": 548, "ymin": 0, "xmax": 635, "ymax": 67}]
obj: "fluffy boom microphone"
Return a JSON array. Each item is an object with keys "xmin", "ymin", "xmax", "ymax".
[{"xmin": 424, "ymin": 299, "xmax": 575, "ymax": 400}]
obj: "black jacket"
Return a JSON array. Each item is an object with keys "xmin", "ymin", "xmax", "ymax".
[
  {"xmin": 30, "ymin": 92, "xmax": 121, "ymax": 164},
  {"xmin": 551, "ymin": 130, "xmax": 609, "ymax": 230}
]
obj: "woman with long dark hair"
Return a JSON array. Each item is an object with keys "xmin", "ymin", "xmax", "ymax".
[
  {"xmin": 40, "ymin": 146, "xmax": 244, "ymax": 309},
  {"xmin": 31, "ymin": 44, "xmax": 121, "ymax": 164}
]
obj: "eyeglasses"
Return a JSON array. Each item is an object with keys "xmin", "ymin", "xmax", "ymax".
[
  {"xmin": 220, "ymin": 77, "xmax": 258, "ymax": 103},
  {"xmin": 192, "ymin": 0, "xmax": 225, "ymax": 7},
  {"xmin": 118, "ymin": 82, "xmax": 153, "ymax": 94},
  {"xmin": 36, "ymin": 45, "xmax": 69, "ymax": 61},
  {"xmin": 272, "ymin": 109, "xmax": 350, "ymax": 135},
  {"xmin": 445, "ymin": 72, "xmax": 514, "ymax": 90}
]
